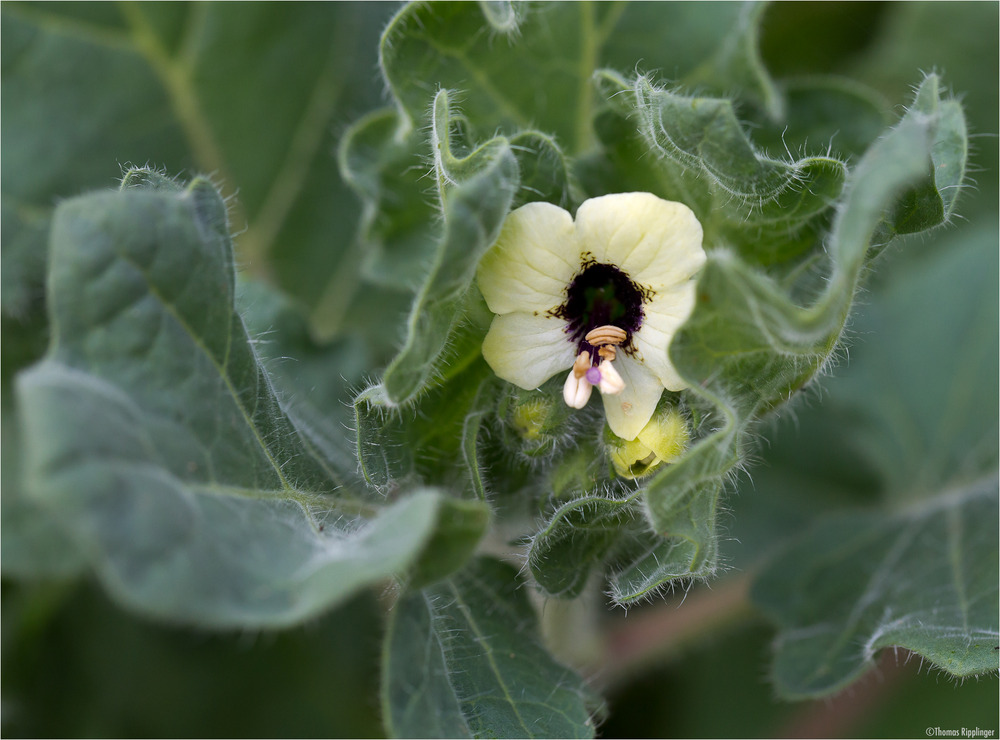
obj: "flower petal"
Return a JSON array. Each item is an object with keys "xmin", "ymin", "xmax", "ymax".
[
  {"xmin": 601, "ymin": 356, "xmax": 664, "ymax": 440},
  {"xmin": 632, "ymin": 281, "xmax": 697, "ymax": 391},
  {"xmin": 575, "ymin": 192, "xmax": 705, "ymax": 292},
  {"xmin": 482, "ymin": 312, "xmax": 576, "ymax": 390},
  {"xmin": 476, "ymin": 201, "xmax": 579, "ymax": 315}
]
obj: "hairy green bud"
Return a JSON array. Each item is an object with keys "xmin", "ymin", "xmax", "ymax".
[
  {"xmin": 606, "ymin": 406, "xmax": 689, "ymax": 479},
  {"xmin": 498, "ymin": 382, "xmax": 574, "ymax": 458}
]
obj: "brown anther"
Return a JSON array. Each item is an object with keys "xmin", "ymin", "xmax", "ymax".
[
  {"xmin": 585, "ymin": 325, "xmax": 627, "ymax": 347},
  {"xmin": 598, "ymin": 345, "xmax": 617, "ymax": 362},
  {"xmin": 572, "ymin": 351, "xmax": 591, "ymax": 379}
]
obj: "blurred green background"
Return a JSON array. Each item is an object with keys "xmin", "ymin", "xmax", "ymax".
[{"xmin": 3, "ymin": 2, "xmax": 997, "ymax": 737}]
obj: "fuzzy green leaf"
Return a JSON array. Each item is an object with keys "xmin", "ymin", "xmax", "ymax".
[
  {"xmin": 749, "ymin": 215, "xmax": 998, "ymax": 696},
  {"xmin": 529, "ymin": 493, "xmax": 636, "ymax": 599},
  {"xmin": 595, "ymin": 69, "xmax": 846, "ymax": 268},
  {"xmin": 383, "ymin": 557, "xmax": 600, "ymax": 739},
  {"xmin": 379, "ymin": 2, "xmax": 777, "ymax": 155},
  {"xmin": 352, "ymin": 383, "xmax": 408, "ymax": 491},
  {"xmin": 234, "ymin": 275, "xmax": 373, "ymax": 436},
  {"xmin": 460, "ymin": 379, "xmax": 496, "ymax": 503},
  {"xmin": 351, "ymin": 374, "xmax": 494, "ymax": 589},
  {"xmin": 13, "ymin": 175, "xmax": 468, "ymax": 627},
  {"xmin": 508, "ymin": 130, "xmax": 575, "ymax": 210},
  {"xmin": 750, "ymin": 77, "xmax": 889, "ymax": 162},
  {"xmin": 0, "ymin": 420, "xmax": 86, "ymax": 579},
  {"xmin": 874, "ymin": 75, "xmax": 968, "ymax": 245},
  {"xmin": 1, "ymin": 308, "xmax": 84, "ymax": 579},
  {"xmin": 338, "ymin": 108, "xmax": 440, "ymax": 291},
  {"xmin": 353, "ymin": 320, "xmax": 498, "ymax": 496},
  {"xmin": 407, "ymin": 499, "xmax": 491, "ymax": 589},
  {"xmin": 683, "ymin": 1, "xmax": 782, "ymax": 117},
  {"xmin": 1, "ymin": 2, "xmax": 391, "ymax": 325},
  {"xmin": 380, "ymin": 1, "xmax": 598, "ymax": 153},
  {"xmin": 753, "ymin": 482, "xmax": 998, "ymax": 697},
  {"xmin": 379, "ymin": 91, "xmax": 519, "ymax": 405}
]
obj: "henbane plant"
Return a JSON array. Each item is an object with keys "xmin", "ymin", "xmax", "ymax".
[{"xmin": 3, "ymin": 2, "xmax": 996, "ymax": 737}]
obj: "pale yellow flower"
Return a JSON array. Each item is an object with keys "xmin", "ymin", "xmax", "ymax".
[{"xmin": 477, "ymin": 192, "xmax": 705, "ymax": 440}]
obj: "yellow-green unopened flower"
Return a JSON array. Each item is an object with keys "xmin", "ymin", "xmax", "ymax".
[
  {"xmin": 476, "ymin": 192, "xmax": 705, "ymax": 440},
  {"xmin": 608, "ymin": 407, "xmax": 689, "ymax": 479}
]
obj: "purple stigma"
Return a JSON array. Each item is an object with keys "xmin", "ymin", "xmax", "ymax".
[{"xmin": 585, "ymin": 367, "xmax": 602, "ymax": 385}]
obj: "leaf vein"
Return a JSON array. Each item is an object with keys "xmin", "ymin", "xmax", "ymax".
[
  {"xmin": 112, "ymin": 248, "xmax": 295, "ymax": 493},
  {"xmin": 444, "ymin": 579, "xmax": 533, "ymax": 736}
]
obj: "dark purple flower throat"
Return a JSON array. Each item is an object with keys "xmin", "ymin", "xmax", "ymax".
[{"xmin": 553, "ymin": 257, "xmax": 647, "ymax": 356}]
